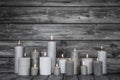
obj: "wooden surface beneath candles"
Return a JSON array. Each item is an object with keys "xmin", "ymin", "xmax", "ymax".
[{"xmin": 0, "ymin": 73, "xmax": 120, "ymax": 80}]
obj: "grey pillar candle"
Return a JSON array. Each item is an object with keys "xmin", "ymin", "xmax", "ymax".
[
  {"xmin": 71, "ymin": 48, "xmax": 79, "ymax": 75},
  {"xmin": 94, "ymin": 59, "xmax": 102, "ymax": 76},
  {"xmin": 81, "ymin": 65, "xmax": 87, "ymax": 75},
  {"xmin": 15, "ymin": 40, "xmax": 24, "ymax": 73},
  {"xmin": 31, "ymin": 64, "xmax": 38, "ymax": 76},
  {"xmin": 65, "ymin": 58, "xmax": 74, "ymax": 76},
  {"xmin": 31, "ymin": 49, "xmax": 39, "ymax": 67},
  {"xmin": 54, "ymin": 64, "xmax": 60, "ymax": 76},
  {"xmin": 48, "ymin": 35, "xmax": 56, "ymax": 73}
]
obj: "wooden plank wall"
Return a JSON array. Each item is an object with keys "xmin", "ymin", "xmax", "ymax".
[{"xmin": 0, "ymin": 0, "xmax": 120, "ymax": 73}]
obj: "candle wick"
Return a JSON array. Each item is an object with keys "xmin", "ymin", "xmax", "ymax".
[
  {"xmin": 18, "ymin": 40, "xmax": 21, "ymax": 45},
  {"xmin": 61, "ymin": 54, "xmax": 64, "ymax": 58},
  {"xmin": 86, "ymin": 54, "xmax": 89, "ymax": 58},
  {"xmin": 50, "ymin": 35, "xmax": 53, "ymax": 40}
]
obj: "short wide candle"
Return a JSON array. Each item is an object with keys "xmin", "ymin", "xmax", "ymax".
[
  {"xmin": 18, "ymin": 57, "xmax": 30, "ymax": 76},
  {"xmin": 82, "ymin": 54, "xmax": 93, "ymax": 74},
  {"xmin": 39, "ymin": 56, "xmax": 51, "ymax": 75}
]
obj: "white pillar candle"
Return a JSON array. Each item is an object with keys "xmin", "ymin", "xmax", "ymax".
[
  {"xmin": 15, "ymin": 40, "xmax": 24, "ymax": 73},
  {"xmin": 48, "ymin": 35, "xmax": 56, "ymax": 73},
  {"xmin": 59, "ymin": 54, "xmax": 66, "ymax": 74},
  {"xmin": 71, "ymin": 48, "xmax": 79, "ymax": 75},
  {"xmin": 82, "ymin": 54, "xmax": 93, "ymax": 74},
  {"xmin": 98, "ymin": 46, "xmax": 107, "ymax": 74},
  {"xmin": 31, "ymin": 64, "xmax": 38, "ymax": 76},
  {"xmin": 18, "ymin": 56, "xmax": 30, "ymax": 76},
  {"xmin": 39, "ymin": 52, "xmax": 51, "ymax": 75}
]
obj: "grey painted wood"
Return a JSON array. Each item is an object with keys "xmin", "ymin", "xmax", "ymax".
[
  {"xmin": 48, "ymin": 75, "xmax": 63, "ymax": 80},
  {"xmin": 94, "ymin": 76, "xmax": 109, "ymax": 80},
  {"xmin": 0, "ymin": 58, "xmax": 14, "ymax": 73},
  {"xmin": 78, "ymin": 75, "xmax": 94, "ymax": 80},
  {"xmin": 32, "ymin": 76, "xmax": 49, "ymax": 80},
  {"xmin": 0, "ymin": 7, "xmax": 120, "ymax": 23},
  {"xmin": 64, "ymin": 75, "xmax": 78, "ymax": 80},
  {"xmin": 15, "ymin": 76, "xmax": 33, "ymax": 80},
  {"xmin": 107, "ymin": 74, "xmax": 120, "ymax": 80},
  {"xmin": 0, "ymin": 40, "xmax": 120, "ymax": 58},
  {"xmin": 0, "ymin": 0, "xmax": 120, "ymax": 7},
  {"xmin": 0, "ymin": 73, "xmax": 18, "ymax": 80},
  {"xmin": 1, "ymin": 24, "xmax": 120, "ymax": 41}
]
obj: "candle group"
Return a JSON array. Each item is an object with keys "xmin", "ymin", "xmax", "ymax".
[{"xmin": 14, "ymin": 38, "xmax": 107, "ymax": 76}]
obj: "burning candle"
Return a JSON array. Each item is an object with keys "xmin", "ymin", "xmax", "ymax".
[
  {"xmin": 98, "ymin": 46, "xmax": 107, "ymax": 74},
  {"xmin": 65, "ymin": 58, "xmax": 74, "ymax": 76},
  {"xmin": 18, "ymin": 53, "xmax": 30, "ymax": 76},
  {"xmin": 15, "ymin": 40, "xmax": 24, "ymax": 73},
  {"xmin": 39, "ymin": 52, "xmax": 51, "ymax": 75},
  {"xmin": 54, "ymin": 64, "xmax": 60, "ymax": 76},
  {"xmin": 48, "ymin": 35, "xmax": 56, "ymax": 73},
  {"xmin": 71, "ymin": 48, "xmax": 80, "ymax": 75},
  {"xmin": 82, "ymin": 54, "xmax": 93, "ymax": 74},
  {"xmin": 31, "ymin": 49, "xmax": 39, "ymax": 67},
  {"xmin": 93, "ymin": 58, "xmax": 102, "ymax": 76},
  {"xmin": 59, "ymin": 54, "xmax": 66, "ymax": 74},
  {"xmin": 31, "ymin": 64, "xmax": 38, "ymax": 76}
]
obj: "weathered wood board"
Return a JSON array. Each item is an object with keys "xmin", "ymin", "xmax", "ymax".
[
  {"xmin": 0, "ymin": 0, "xmax": 120, "ymax": 7},
  {"xmin": 0, "ymin": 7, "xmax": 120, "ymax": 23},
  {"xmin": 0, "ymin": 24, "xmax": 120, "ymax": 41},
  {"xmin": 48, "ymin": 75, "xmax": 63, "ymax": 80},
  {"xmin": 32, "ymin": 76, "xmax": 49, "ymax": 80},
  {"xmin": 63, "ymin": 75, "xmax": 78, "ymax": 80}
]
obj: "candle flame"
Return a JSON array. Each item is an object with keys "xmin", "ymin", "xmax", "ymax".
[
  {"xmin": 34, "ymin": 64, "xmax": 37, "ymax": 68},
  {"xmin": 74, "ymin": 48, "xmax": 76, "ymax": 52},
  {"xmin": 24, "ymin": 53, "xmax": 27, "ymax": 57},
  {"xmin": 100, "ymin": 46, "xmax": 103, "ymax": 50},
  {"xmin": 44, "ymin": 52, "xmax": 47, "ymax": 56},
  {"xmin": 86, "ymin": 54, "xmax": 89, "ymax": 58},
  {"xmin": 34, "ymin": 49, "xmax": 37, "ymax": 52},
  {"xmin": 50, "ymin": 35, "xmax": 53, "ymax": 40},
  {"xmin": 18, "ymin": 40, "xmax": 21, "ymax": 45},
  {"xmin": 56, "ymin": 64, "xmax": 58, "ymax": 67},
  {"xmin": 61, "ymin": 54, "xmax": 64, "ymax": 58},
  {"xmin": 97, "ymin": 58, "xmax": 99, "ymax": 61}
]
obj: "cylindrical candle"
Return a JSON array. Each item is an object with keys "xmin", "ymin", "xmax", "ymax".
[
  {"xmin": 54, "ymin": 64, "xmax": 60, "ymax": 76},
  {"xmin": 93, "ymin": 59, "xmax": 102, "ymax": 76},
  {"xmin": 48, "ymin": 35, "xmax": 56, "ymax": 73},
  {"xmin": 81, "ymin": 65, "xmax": 87, "ymax": 75},
  {"xmin": 71, "ymin": 48, "xmax": 79, "ymax": 75},
  {"xmin": 31, "ymin": 64, "xmax": 38, "ymax": 76},
  {"xmin": 18, "ymin": 57, "xmax": 30, "ymax": 76},
  {"xmin": 59, "ymin": 54, "xmax": 66, "ymax": 74},
  {"xmin": 65, "ymin": 58, "xmax": 74, "ymax": 76},
  {"xmin": 98, "ymin": 46, "xmax": 107, "ymax": 74},
  {"xmin": 39, "ymin": 53, "xmax": 51, "ymax": 75},
  {"xmin": 82, "ymin": 54, "xmax": 93, "ymax": 74},
  {"xmin": 15, "ymin": 41, "xmax": 24, "ymax": 73},
  {"xmin": 31, "ymin": 49, "xmax": 39, "ymax": 67}
]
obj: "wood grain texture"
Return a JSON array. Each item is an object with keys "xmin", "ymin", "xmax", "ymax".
[
  {"xmin": 32, "ymin": 76, "xmax": 49, "ymax": 80},
  {"xmin": 48, "ymin": 75, "xmax": 63, "ymax": 80},
  {"xmin": 78, "ymin": 75, "xmax": 94, "ymax": 80},
  {"xmin": 63, "ymin": 75, "xmax": 78, "ymax": 80},
  {"xmin": 0, "ymin": 0, "xmax": 120, "ymax": 7},
  {"xmin": 0, "ymin": 41, "xmax": 120, "ymax": 57},
  {"xmin": 0, "ymin": 24, "xmax": 120, "ymax": 41},
  {"xmin": 0, "ymin": 73, "xmax": 18, "ymax": 80},
  {"xmin": 0, "ymin": 7, "xmax": 120, "ymax": 23},
  {"xmin": 94, "ymin": 76, "xmax": 109, "ymax": 80},
  {"xmin": 0, "ymin": 58, "xmax": 14, "ymax": 73},
  {"xmin": 107, "ymin": 74, "xmax": 120, "ymax": 80}
]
